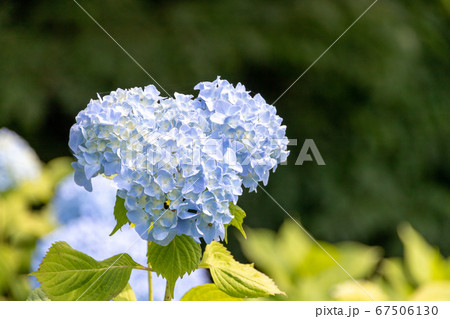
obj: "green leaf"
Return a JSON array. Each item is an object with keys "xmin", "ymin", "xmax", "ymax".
[
  {"xmin": 380, "ymin": 258, "xmax": 413, "ymax": 300},
  {"xmin": 199, "ymin": 241, "xmax": 285, "ymax": 298},
  {"xmin": 30, "ymin": 241, "xmax": 141, "ymax": 301},
  {"xmin": 398, "ymin": 223, "xmax": 445, "ymax": 285},
  {"xmin": 147, "ymin": 235, "xmax": 202, "ymax": 299},
  {"xmin": 113, "ymin": 283, "xmax": 137, "ymax": 301},
  {"xmin": 224, "ymin": 203, "xmax": 247, "ymax": 243},
  {"xmin": 181, "ymin": 283, "xmax": 242, "ymax": 301},
  {"xmin": 110, "ymin": 194, "xmax": 130, "ymax": 236},
  {"xmin": 0, "ymin": 244, "xmax": 19, "ymax": 289},
  {"xmin": 331, "ymin": 280, "xmax": 388, "ymax": 301},
  {"xmin": 27, "ymin": 288, "xmax": 51, "ymax": 301},
  {"xmin": 410, "ymin": 282, "xmax": 450, "ymax": 301}
]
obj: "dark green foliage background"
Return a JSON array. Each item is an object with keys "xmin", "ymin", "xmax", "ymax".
[{"xmin": 1, "ymin": 0, "xmax": 448, "ymax": 256}]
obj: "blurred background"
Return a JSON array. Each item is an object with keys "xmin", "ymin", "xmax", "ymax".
[{"xmin": 0, "ymin": 0, "xmax": 449, "ymax": 300}]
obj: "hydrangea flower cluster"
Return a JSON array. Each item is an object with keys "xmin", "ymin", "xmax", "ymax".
[
  {"xmin": 51, "ymin": 174, "xmax": 117, "ymax": 224},
  {"xmin": 32, "ymin": 175, "xmax": 210, "ymax": 301},
  {"xmin": 0, "ymin": 128, "xmax": 42, "ymax": 192},
  {"xmin": 69, "ymin": 77, "xmax": 289, "ymax": 245}
]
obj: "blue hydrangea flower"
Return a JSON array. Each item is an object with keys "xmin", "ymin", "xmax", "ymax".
[
  {"xmin": 69, "ymin": 78, "xmax": 289, "ymax": 245},
  {"xmin": 51, "ymin": 174, "xmax": 118, "ymax": 224},
  {"xmin": 0, "ymin": 128, "xmax": 42, "ymax": 192},
  {"xmin": 32, "ymin": 176, "xmax": 210, "ymax": 300}
]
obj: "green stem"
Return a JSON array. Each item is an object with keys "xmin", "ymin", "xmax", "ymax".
[
  {"xmin": 148, "ymin": 241, "xmax": 153, "ymax": 301},
  {"xmin": 135, "ymin": 265, "xmax": 154, "ymax": 271},
  {"xmin": 164, "ymin": 281, "xmax": 172, "ymax": 301}
]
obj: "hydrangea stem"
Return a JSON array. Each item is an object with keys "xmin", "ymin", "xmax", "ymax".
[
  {"xmin": 148, "ymin": 241, "xmax": 153, "ymax": 301},
  {"xmin": 164, "ymin": 281, "xmax": 171, "ymax": 301}
]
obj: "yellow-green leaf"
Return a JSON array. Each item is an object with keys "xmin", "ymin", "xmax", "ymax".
[
  {"xmin": 199, "ymin": 241, "xmax": 285, "ymax": 298},
  {"xmin": 181, "ymin": 283, "xmax": 242, "ymax": 301},
  {"xmin": 409, "ymin": 282, "xmax": 450, "ymax": 301},
  {"xmin": 113, "ymin": 283, "xmax": 137, "ymax": 301},
  {"xmin": 331, "ymin": 280, "xmax": 388, "ymax": 301},
  {"xmin": 398, "ymin": 223, "xmax": 445, "ymax": 285},
  {"xmin": 27, "ymin": 288, "xmax": 51, "ymax": 301},
  {"xmin": 224, "ymin": 203, "xmax": 247, "ymax": 243}
]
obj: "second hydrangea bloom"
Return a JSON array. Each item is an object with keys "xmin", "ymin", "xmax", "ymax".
[
  {"xmin": 0, "ymin": 128, "xmax": 42, "ymax": 192},
  {"xmin": 69, "ymin": 77, "xmax": 289, "ymax": 245},
  {"xmin": 33, "ymin": 175, "xmax": 210, "ymax": 300}
]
